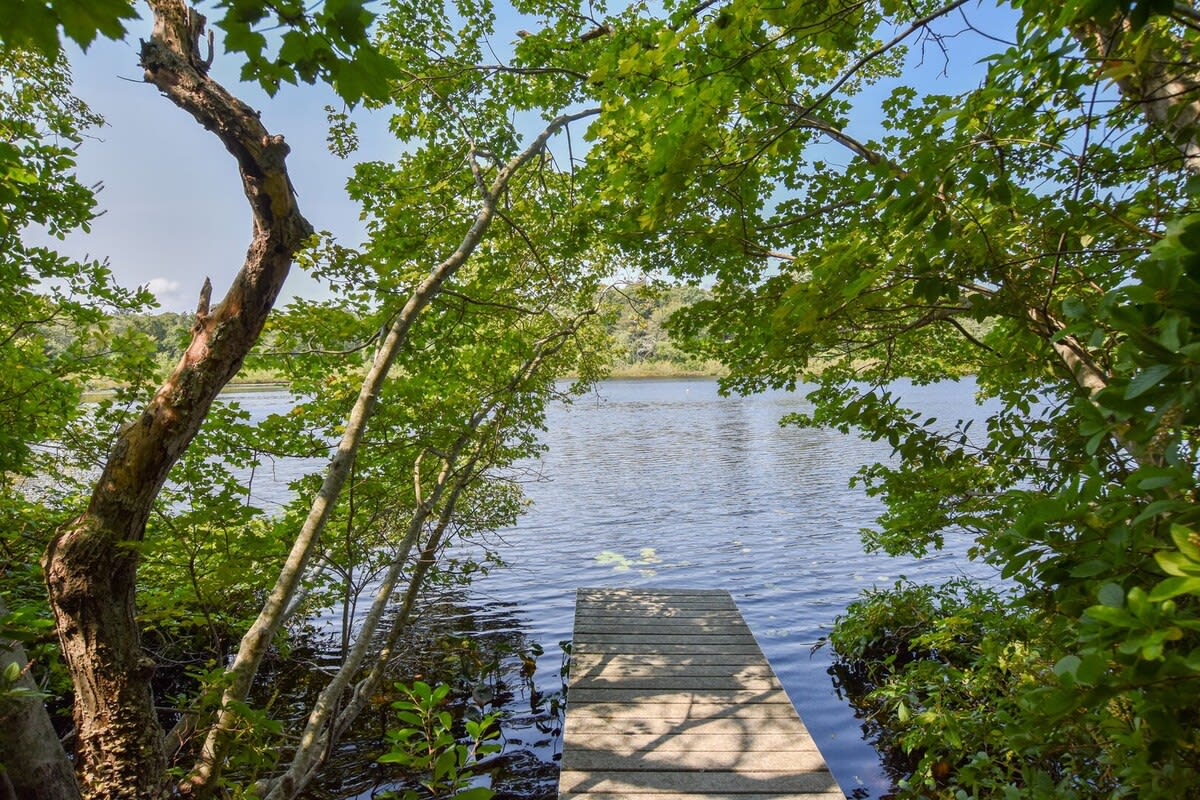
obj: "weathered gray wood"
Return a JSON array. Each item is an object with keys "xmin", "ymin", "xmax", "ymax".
[
  {"xmin": 577, "ymin": 598, "xmax": 738, "ymax": 608},
  {"xmin": 568, "ymin": 734, "xmax": 816, "ymax": 753},
  {"xmin": 562, "ymin": 748, "xmax": 828, "ymax": 772},
  {"xmin": 575, "ymin": 605, "xmax": 740, "ymax": 616},
  {"xmin": 561, "ymin": 588, "xmax": 841, "ymax": 799},
  {"xmin": 570, "ymin": 643, "xmax": 766, "ymax": 655},
  {"xmin": 558, "ymin": 769, "xmax": 840, "ymax": 793},
  {"xmin": 560, "ymin": 794, "xmax": 847, "ymax": 800},
  {"xmin": 567, "ymin": 688, "xmax": 794, "ymax": 704},
  {"xmin": 573, "ymin": 620, "xmax": 748, "ymax": 632},
  {"xmin": 570, "ymin": 652, "xmax": 774, "ymax": 669},
  {"xmin": 578, "ymin": 595, "xmax": 737, "ymax": 607},
  {"xmin": 574, "ymin": 634, "xmax": 761, "ymax": 646},
  {"xmin": 567, "ymin": 676, "xmax": 783, "ymax": 691},
  {"xmin": 578, "ymin": 588, "xmax": 731, "ymax": 596},
  {"xmin": 568, "ymin": 701, "xmax": 805, "ymax": 722},
  {"xmin": 561, "ymin": 715, "xmax": 816, "ymax": 737},
  {"xmin": 571, "ymin": 666, "xmax": 777, "ymax": 681},
  {"xmin": 573, "ymin": 732, "xmax": 821, "ymax": 753}
]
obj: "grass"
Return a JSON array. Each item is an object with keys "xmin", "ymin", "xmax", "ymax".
[{"xmin": 604, "ymin": 359, "xmax": 727, "ymax": 379}]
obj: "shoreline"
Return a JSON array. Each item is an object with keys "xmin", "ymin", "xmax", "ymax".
[{"xmin": 82, "ymin": 365, "xmax": 727, "ymax": 401}]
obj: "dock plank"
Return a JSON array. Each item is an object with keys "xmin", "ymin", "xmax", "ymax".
[
  {"xmin": 560, "ymin": 795, "xmax": 846, "ymax": 800},
  {"xmin": 560, "ymin": 588, "xmax": 841, "ymax": 799}
]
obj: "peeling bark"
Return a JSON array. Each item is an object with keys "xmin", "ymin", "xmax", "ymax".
[
  {"xmin": 1027, "ymin": 307, "xmax": 1111, "ymax": 397},
  {"xmin": 41, "ymin": 2, "xmax": 311, "ymax": 798}
]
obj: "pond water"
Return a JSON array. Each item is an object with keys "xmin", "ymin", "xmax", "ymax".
[
  {"xmin": 453, "ymin": 377, "xmax": 998, "ymax": 799},
  {"xmin": 230, "ymin": 378, "xmax": 999, "ymax": 799}
]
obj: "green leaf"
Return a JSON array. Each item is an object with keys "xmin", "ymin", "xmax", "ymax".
[
  {"xmin": 1098, "ymin": 582, "xmax": 1125, "ymax": 607},
  {"xmin": 1148, "ymin": 576, "xmax": 1200, "ymax": 601},
  {"xmin": 1156, "ymin": 551, "xmax": 1200, "ymax": 578},
  {"xmin": 433, "ymin": 747, "xmax": 458, "ymax": 781},
  {"xmin": 378, "ymin": 750, "xmax": 415, "ymax": 765},
  {"xmin": 277, "ymin": 30, "xmax": 315, "ymax": 64},
  {"xmin": 222, "ymin": 25, "xmax": 268, "ymax": 59},
  {"xmin": 1034, "ymin": 687, "xmax": 1080, "ymax": 718},
  {"xmin": 1069, "ymin": 559, "xmax": 1111, "ymax": 578},
  {"xmin": 53, "ymin": 0, "xmax": 136, "ymax": 50},
  {"xmin": 1171, "ymin": 524, "xmax": 1200, "ymax": 561},
  {"xmin": 1053, "ymin": 654, "xmax": 1081, "ymax": 677},
  {"xmin": 1125, "ymin": 364, "xmax": 1174, "ymax": 399},
  {"xmin": 1085, "ymin": 605, "xmax": 1136, "ymax": 627},
  {"xmin": 453, "ymin": 788, "xmax": 496, "ymax": 800},
  {"xmin": 1075, "ymin": 654, "xmax": 1107, "ymax": 685}
]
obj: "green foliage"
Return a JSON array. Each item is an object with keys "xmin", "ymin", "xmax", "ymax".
[
  {"xmin": 0, "ymin": 0, "xmax": 393, "ymax": 106},
  {"xmin": 166, "ymin": 665, "xmax": 285, "ymax": 793},
  {"xmin": 601, "ymin": 283, "xmax": 724, "ymax": 375},
  {"xmin": 0, "ymin": 49, "xmax": 151, "ymax": 472},
  {"xmin": 828, "ymin": 579, "xmax": 1008, "ymax": 681},
  {"xmin": 0, "ymin": 47, "xmax": 153, "ymax": 706},
  {"xmin": 137, "ymin": 402, "xmax": 291, "ymax": 656},
  {"xmin": 479, "ymin": 0, "xmax": 1200, "ymax": 793},
  {"xmin": 9, "ymin": 0, "xmax": 598, "ymax": 794},
  {"xmin": 0, "ymin": 0, "xmax": 137, "ymax": 57},
  {"xmin": 379, "ymin": 680, "xmax": 499, "ymax": 800},
  {"xmin": 829, "ymin": 581, "xmax": 1106, "ymax": 797},
  {"xmin": 215, "ymin": 0, "xmax": 399, "ymax": 104},
  {"xmin": 7, "ymin": 0, "xmax": 1198, "ymax": 794}
]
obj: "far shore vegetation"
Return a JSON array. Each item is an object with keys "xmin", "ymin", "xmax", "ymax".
[{"xmin": 78, "ymin": 283, "xmax": 726, "ymax": 399}]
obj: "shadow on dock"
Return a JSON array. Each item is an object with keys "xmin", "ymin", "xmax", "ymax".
[{"xmin": 559, "ymin": 588, "xmax": 844, "ymax": 799}]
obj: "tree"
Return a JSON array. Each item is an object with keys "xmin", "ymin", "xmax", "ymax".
[
  {"xmin": 12, "ymin": 0, "xmax": 1196, "ymax": 796},
  {"xmin": 545, "ymin": 0, "xmax": 1200, "ymax": 794},
  {"xmin": 38, "ymin": 2, "xmax": 317, "ymax": 792},
  {"xmin": 6, "ymin": 2, "xmax": 607, "ymax": 798},
  {"xmin": 0, "ymin": 42, "xmax": 155, "ymax": 800},
  {"xmin": 399, "ymin": 0, "xmax": 1195, "ymax": 792},
  {"xmin": 0, "ymin": 0, "xmax": 393, "ymax": 796}
]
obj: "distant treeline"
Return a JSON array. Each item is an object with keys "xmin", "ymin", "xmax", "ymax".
[
  {"xmin": 85, "ymin": 288, "xmax": 720, "ymax": 382},
  {"xmin": 598, "ymin": 283, "xmax": 722, "ymax": 377},
  {"xmin": 109, "ymin": 311, "xmax": 195, "ymax": 359}
]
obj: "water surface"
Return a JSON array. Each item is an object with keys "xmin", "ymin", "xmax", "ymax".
[
  {"xmin": 462, "ymin": 378, "xmax": 998, "ymax": 798},
  {"xmin": 223, "ymin": 378, "xmax": 996, "ymax": 798}
]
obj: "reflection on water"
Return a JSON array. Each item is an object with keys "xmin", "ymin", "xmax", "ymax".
[
  {"xmin": 464, "ymin": 378, "xmax": 997, "ymax": 799},
  {"xmin": 227, "ymin": 378, "xmax": 996, "ymax": 799},
  {"xmin": 295, "ymin": 592, "xmax": 566, "ymax": 800}
]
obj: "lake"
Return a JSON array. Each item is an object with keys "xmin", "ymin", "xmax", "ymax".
[
  {"xmin": 447, "ymin": 377, "xmax": 997, "ymax": 799},
  {"xmin": 231, "ymin": 377, "xmax": 999, "ymax": 798}
]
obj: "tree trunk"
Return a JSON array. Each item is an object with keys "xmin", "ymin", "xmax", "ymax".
[
  {"xmin": 41, "ymin": 2, "xmax": 312, "ymax": 798},
  {"xmin": 0, "ymin": 601, "xmax": 80, "ymax": 800},
  {"xmin": 258, "ymin": 321, "xmax": 585, "ymax": 799},
  {"xmin": 1073, "ymin": 12, "xmax": 1200, "ymax": 175},
  {"xmin": 185, "ymin": 106, "xmax": 598, "ymax": 797}
]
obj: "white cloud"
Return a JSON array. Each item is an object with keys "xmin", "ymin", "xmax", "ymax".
[{"xmin": 145, "ymin": 277, "xmax": 185, "ymax": 310}]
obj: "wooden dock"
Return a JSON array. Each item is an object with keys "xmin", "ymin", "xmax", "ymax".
[{"xmin": 559, "ymin": 588, "xmax": 843, "ymax": 799}]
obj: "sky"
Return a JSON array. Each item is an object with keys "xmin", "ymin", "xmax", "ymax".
[
  {"xmin": 38, "ymin": 2, "xmax": 1017, "ymax": 312},
  {"xmin": 43, "ymin": 23, "xmax": 397, "ymax": 311}
]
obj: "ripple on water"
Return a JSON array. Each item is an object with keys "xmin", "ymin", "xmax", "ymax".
[{"xmin": 466, "ymin": 377, "xmax": 999, "ymax": 799}]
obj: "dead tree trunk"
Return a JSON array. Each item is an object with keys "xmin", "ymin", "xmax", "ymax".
[
  {"xmin": 0, "ymin": 600, "xmax": 80, "ymax": 800},
  {"xmin": 41, "ymin": 2, "xmax": 312, "ymax": 798}
]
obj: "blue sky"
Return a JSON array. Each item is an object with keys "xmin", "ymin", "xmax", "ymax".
[
  {"xmin": 46, "ymin": 24, "xmax": 396, "ymax": 311},
  {"xmin": 42, "ymin": 1, "xmax": 1018, "ymax": 311}
]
